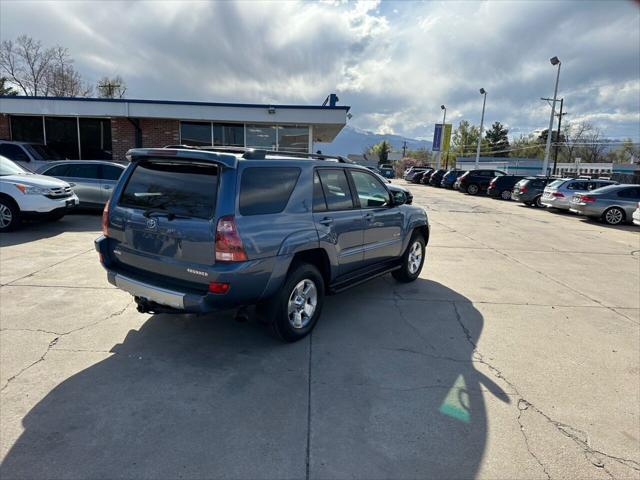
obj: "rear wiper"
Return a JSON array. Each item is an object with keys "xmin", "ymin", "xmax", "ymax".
[{"xmin": 143, "ymin": 208, "xmax": 192, "ymax": 221}]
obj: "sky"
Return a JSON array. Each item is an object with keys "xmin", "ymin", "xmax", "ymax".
[{"xmin": 1, "ymin": 0, "xmax": 639, "ymax": 141}]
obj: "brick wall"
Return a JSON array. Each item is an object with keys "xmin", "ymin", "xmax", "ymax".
[
  {"xmin": 111, "ymin": 117, "xmax": 180, "ymax": 161},
  {"xmin": 0, "ymin": 114, "xmax": 10, "ymax": 140}
]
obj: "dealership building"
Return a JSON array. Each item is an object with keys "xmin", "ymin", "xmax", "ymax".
[{"xmin": 0, "ymin": 95, "xmax": 350, "ymax": 161}]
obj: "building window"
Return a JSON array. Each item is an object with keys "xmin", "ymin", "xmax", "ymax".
[
  {"xmin": 45, "ymin": 117, "xmax": 79, "ymax": 160},
  {"xmin": 278, "ymin": 126, "xmax": 308, "ymax": 152},
  {"xmin": 180, "ymin": 122, "xmax": 212, "ymax": 146},
  {"xmin": 212, "ymin": 123, "xmax": 244, "ymax": 147},
  {"xmin": 246, "ymin": 124, "xmax": 277, "ymax": 150},
  {"xmin": 10, "ymin": 116, "xmax": 44, "ymax": 144},
  {"xmin": 79, "ymin": 118, "xmax": 112, "ymax": 160}
]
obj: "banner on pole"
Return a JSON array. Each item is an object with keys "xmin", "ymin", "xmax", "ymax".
[{"xmin": 432, "ymin": 123, "xmax": 452, "ymax": 152}]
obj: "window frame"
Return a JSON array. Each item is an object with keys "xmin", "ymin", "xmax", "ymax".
[
  {"xmin": 347, "ymin": 169, "xmax": 392, "ymax": 209},
  {"xmin": 315, "ymin": 167, "xmax": 357, "ymax": 212}
]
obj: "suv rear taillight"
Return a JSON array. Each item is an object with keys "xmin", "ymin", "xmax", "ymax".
[
  {"xmin": 215, "ymin": 215, "xmax": 247, "ymax": 262},
  {"xmin": 520, "ymin": 185, "xmax": 528, "ymax": 193},
  {"xmin": 101, "ymin": 201, "xmax": 109, "ymax": 237}
]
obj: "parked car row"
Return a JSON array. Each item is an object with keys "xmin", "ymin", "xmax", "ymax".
[
  {"xmin": 403, "ymin": 166, "xmax": 640, "ymax": 226},
  {"xmin": 0, "ymin": 155, "xmax": 125, "ymax": 231}
]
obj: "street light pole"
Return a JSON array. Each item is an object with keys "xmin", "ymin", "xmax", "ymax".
[
  {"xmin": 542, "ymin": 56, "xmax": 561, "ymax": 176},
  {"xmin": 475, "ymin": 88, "xmax": 487, "ymax": 170},
  {"xmin": 553, "ymin": 97, "xmax": 565, "ymax": 176},
  {"xmin": 439, "ymin": 104, "xmax": 446, "ymax": 169}
]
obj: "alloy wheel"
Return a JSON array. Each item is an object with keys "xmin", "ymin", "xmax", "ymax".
[
  {"xmin": 408, "ymin": 241, "xmax": 423, "ymax": 274},
  {"xmin": 0, "ymin": 204, "xmax": 12, "ymax": 229},
  {"xmin": 287, "ymin": 279, "xmax": 318, "ymax": 329},
  {"xmin": 501, "ymin": 190, "xmax": 511, "ymax": 200},
  {"xmin": 605, "ymin": 208, "xmax": 624, "ymax": 225}
]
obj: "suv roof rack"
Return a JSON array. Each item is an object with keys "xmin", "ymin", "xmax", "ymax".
[{"xmin": 162, "ymin": 145, "xmax": 350, "ymax": 163}]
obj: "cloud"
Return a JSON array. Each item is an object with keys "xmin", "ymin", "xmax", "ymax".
[{"xmin": 1, "ymin": 0, "xmax": 638, "ymax": 140}]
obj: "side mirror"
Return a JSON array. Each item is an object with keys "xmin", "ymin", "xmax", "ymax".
[{"xmin": 392, "ymin": 191, "xmax": 407, "ymax": 205}]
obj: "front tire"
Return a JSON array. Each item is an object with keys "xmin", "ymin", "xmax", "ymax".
[
  {"xmin": 0, "ymin": 198, "xmax": 20, "ymax": 232},
  {"xmin": 261, "ymin": 263, "xmax": 325, "ymax": 342},
  {"xmin": 392, "ymin": 233, "xmax": 425, "ymax": 283},
  {"xmin": 603, "ymin": 207, "xmax": 625, "ymax": 225},
  {"xmin": 466, "ymin": 184, "xmax": 479, "ymax": 195}
]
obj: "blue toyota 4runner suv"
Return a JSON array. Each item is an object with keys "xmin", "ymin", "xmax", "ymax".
[{"xmin": 96, "ymin": 147, "xmax": 429, "ymax": 342}]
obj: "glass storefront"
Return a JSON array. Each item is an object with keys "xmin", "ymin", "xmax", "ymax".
[
  {"xmin": 45, "ymin": 117, "xmax": 79, "ymax": 160},
  {"xmin": 278, "ymin": 126, "xmax": 309, "ymax": 152},
  {"xmin": 10, "ymin": 116, "xmax": 44, "ymax": 144},
  {"xmin": 180, "ymin": 122, "xmax": 211, "ymax": 146},
  {"xmin": 246, "ymin": 124, "xmax": 277, "ymax": 150},
  {"xmin": 79, "ymin": 118, "xmax": 112, "ymax": 160}
]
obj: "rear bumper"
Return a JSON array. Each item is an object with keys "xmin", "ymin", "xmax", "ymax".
[
  {"xmin": 569, "ymin": 204, "xmax": 602, "ymax": 217},
  {"xmin": 633, "ymin": 210, "xmax": 640, "ymax": 226},
  {"xmin": 95, "ymin": 235, "xmax": 288, "ymax": 313},
  {"xmin": 541, "ymin": 196, "xmax": 570, "ymax": 209}
]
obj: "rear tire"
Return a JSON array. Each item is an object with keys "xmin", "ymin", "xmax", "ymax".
[
  {"xmin": 466, "ymin": 184, "xmax": 479, "ymax": 195},
  {"xmin": 392, "ymin": 233, "xmax": 425, "ymax": 283},
  {"xmin": 0, "ymin": 197, "xmax": 21, "ymax": 232},
  {"xmin": 500, "ymin": 190, "xmax": 512, "ymax": 200},
  {"xmin": 260, "ymin": 263, "xmax": 325, "ymax": 342},
  {"xmin": 534, "ymin": 195, "xmax": 543, "ymax": 208},
  {"xmin": 603, "ymin": 207, "xmax": 625, "ymax": 225}
]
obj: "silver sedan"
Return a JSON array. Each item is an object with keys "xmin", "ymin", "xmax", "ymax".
[
  {"xmin": 38, "ymin": 161, "xmax": 126, "ymax": 209},
  {"xmin": 569, "ymin": 184, "xmax": 640, "ymax": 225},
  {"xmin": 542, "ymin": 178, "xmax": 617, "ymax": 210}
]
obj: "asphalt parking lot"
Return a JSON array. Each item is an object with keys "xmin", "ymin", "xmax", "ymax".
[{"xmin": 1, "ymin": 183, "xmax": 639, "ymax": 480}]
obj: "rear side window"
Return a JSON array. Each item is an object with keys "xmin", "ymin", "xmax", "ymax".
[
  {"xmin": 119, "ymin": 160, "xmax": 218, "ymax": 219},
  {"xmin": 313, "ymin": 171, "xmax": 327, "ymax": 212},
  {"xmin": 618, "ymin": 187, "xmax": 640, "ymax": 199},
  {"xmin": 239, "ymin": 167, "xmax": 300, "ymax": 216},
  {"xmin": 317, "ymin": 169, "xmax": 354, "ymax": 211},
  {"xmin": 567, "ymin": 181, "xmax": 588, "ymax": 190},
  {"xmin": 101, "ymin": 165, "xmax": 124, "ymax": 181}
]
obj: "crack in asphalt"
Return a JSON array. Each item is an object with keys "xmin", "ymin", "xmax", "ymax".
[
  {"xmin": 0, "ymin": 300, "xmax": 133, "ymax": 392},
  {"xmin": 0, "ymin": 248, "xmax": 94, "ymax": 287},
  {"xmin": 450, "ymin": 301, "xmax": 640, "ymax": 476}
]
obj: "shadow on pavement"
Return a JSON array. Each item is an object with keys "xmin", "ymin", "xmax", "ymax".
[
  {"xmin": 0, "ymin": 279, "xmax": 508, "ymax": 479},
  {"xmin": 0, "ymin": 213, "xmax": 100, "ymax": 248}
]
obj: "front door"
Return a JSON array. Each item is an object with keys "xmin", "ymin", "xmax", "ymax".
[
  {"xmin": 63, "ymin": 163, "xmax": 103, "ymax": 206},
  {"xmin": 348, "ymin": 170, "xmax": 403, "ymax": 265},
  {"xmin": 313, "ymin": 169, "xmax": 364, "ymax": 277}
]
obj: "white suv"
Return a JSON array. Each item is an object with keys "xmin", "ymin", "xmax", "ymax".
[{"xmin": 0, "ymin": 156, "xmax": 79, "ymax": 231}]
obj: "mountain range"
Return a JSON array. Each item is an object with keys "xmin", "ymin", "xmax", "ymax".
[{"xmin": 315, "ymin": 125, "xmax": 432, "ymax": 156}]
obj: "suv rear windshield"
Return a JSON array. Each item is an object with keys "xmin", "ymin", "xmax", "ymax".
[{"xmin": 119, "ymin": 159, "xmax": 218, "ymax": 219}]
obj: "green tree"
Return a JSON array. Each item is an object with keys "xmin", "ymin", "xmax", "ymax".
[
  {"xmin": 484, "ymin": 121, "xmax": 510, "ymax": 157},
  {"xmin": 511, "ymin": 134, "xmax": 545, "ymax": 159},
  {"xmin": 0, "ymin": 76, "xmax": 17, "ymax": 95},
  {"xmin": 404, "ymin": 147, "xmax": 431, "ymax": 164},
  {"xmin": 371, "ymin": 140, "xmax": 391, "ymax": 165},
  {"xmin": 451, "ymin": 120, "xmax": 480, "ymax": 159}
]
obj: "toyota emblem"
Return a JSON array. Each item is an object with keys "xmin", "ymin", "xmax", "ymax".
[{"xmin": 146, "ymin": 218, "xmax": 158, "ymax": 230}]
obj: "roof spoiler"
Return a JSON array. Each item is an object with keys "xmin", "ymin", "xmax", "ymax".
[
  {"xmin": 125, "ymin": 148, "xmax": 238, "ymax": 169},
  {"xmin": 162, "ymin": 145, "xmax": 351, "ymax": 163}
]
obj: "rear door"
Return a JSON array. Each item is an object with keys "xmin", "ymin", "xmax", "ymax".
[
  {"xmin": 64, "ymin": 163, "xmax": 103, "ymax": 206},
  {"xmin": 99, "ymin": 164, "xmax": 124, "ymax": 203},
  {"xmin": 108, "ymin": 158, "xmax": 219, "ymax": 284},
  {"xmin": 348, "ymin": 169, "xmax": 403, "ymax": 265},
  {"xmin": 313, "ymin": 168, "xmax": 364, "ymax": 276}
]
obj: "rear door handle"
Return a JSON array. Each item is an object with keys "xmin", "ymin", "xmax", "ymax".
[
  {"xmin": 364, "ymin": 213, "xmax": 374, "ymax": 222},
  {"xmin": 103, "ymin": 185, "xmax": 112, "ymax": 190},
  {"xmin": 319, "ymin": 217, "xmax": 333, "ymax": 226}
]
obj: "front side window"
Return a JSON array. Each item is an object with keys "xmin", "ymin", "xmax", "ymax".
[
  {"xmin": 180, "ymin": 122, "xmax": 211, "ymax": 146},
  {"xmin": 0, "ymin": 144, "xmax": 30, "ymax": 163},
  {"xmin": 350, "ymin": 170, "xmax": 390, "ymax": 208},
  {"xmin": 239, "ymin": 167, "xmax": 300, "ymax": 216},
  {"xmin": 317, "ymin": 169, "xmax": 353, "ymax": 211},
  {"xmin": 119, "ymin": 160, "xmax": 218, "ymax": 219}
]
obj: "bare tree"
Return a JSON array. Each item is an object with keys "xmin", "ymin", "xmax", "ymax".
[
  {"xmin": 0, "ymin": 35, "xmax": 55, "ymax": 95},
  {"xmin": 561, "ymin": 121, "xmax": 592, "ymax": 162},
  {"xmin": 47, "ymin": 47, "xmax": 93, "ymax": 97},
  {"xmin": 580, "ymin": 126, "xmax": 608, "ymax": 163},
  {"xmin": 0, "ymin": 35, "xmax": 92, "ymax": 97}
]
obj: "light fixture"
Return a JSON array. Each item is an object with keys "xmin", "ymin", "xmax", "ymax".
[
  {"xmin": 440, "ymin": 104, "xmax": 445, "ymax": 110},
  {"xmin": 550, "ymin": 56, "xmax": 560, "ymax": 66},
  {"xmin": 268, "ymin": 106, "xmax": 276, "ymax": 114},
  {"xmin": 479, "ymin": 88, "xmax": 486, "ymax": 95}
]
